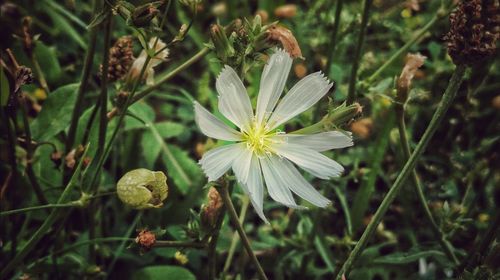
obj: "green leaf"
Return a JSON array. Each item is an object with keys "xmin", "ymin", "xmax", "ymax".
[
  {"xmin": 155, "ymin": 122, "xmax": 185, "ymax": 138},
  {"xmin": 160, "ymin": 144, "xmax": 202, "ymax": 195},
  {"xmin": 30, "ymin": 83, "xmax": 79, "ymax": 141},
  {"xmin": 125, "ymin": 102, "xmax": 155, "ymax": 130},
  {"xmin": 46, "ymin": 9, "xmax": 87, "ymax": 49},
  {"xmin": 132, "ymin": 265, "xmax": 195, "ymax": 280},
  {"xmin": 33, "ymin": 42, "xmax": 62, "ymax": 84}
]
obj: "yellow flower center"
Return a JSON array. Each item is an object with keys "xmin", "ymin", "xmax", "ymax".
[{"xmin": 242, "ymin": 121, "xmax": 283, "ymax": 156}]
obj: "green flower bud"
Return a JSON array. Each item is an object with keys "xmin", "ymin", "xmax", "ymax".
[
  {"xmin": 209, "ymin": 24, "xmax": 235, "ymax": 62},
  {"xmin": 117, "ymin": 168, "xmax": 168, "ymax": 209}
]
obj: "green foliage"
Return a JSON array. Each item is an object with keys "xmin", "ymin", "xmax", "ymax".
[{"xmin": 1, "ymin": 0, "xmax": 499, "ymax": 279}]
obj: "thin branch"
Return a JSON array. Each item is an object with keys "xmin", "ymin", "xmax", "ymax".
[
  {"xmin": 334, "ymin": 64, "xmax": 466, "ymax": 279},
  {"xmin": 219, "ymin": 185, "xmax": 268, "ymax": 280}
]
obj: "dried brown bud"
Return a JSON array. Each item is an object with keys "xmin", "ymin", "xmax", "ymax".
[
  {"xmin": 444, "ymin": 0, "xmax": 499, "ymax": 66},
  {"xmin": 294, "ymin": 62, "xmax": 308, "ymax": 78},
  {"xmin": 396, "ymin": 53, "xmax": 426, "ymax": 103},
  {"xmin": 51, "ymin": 151, "xmax": 62, "ymax": 166},
  {"xmin": 267, "ymin": 25, "xmax": 303, "ymax": 59},
  {"xmin": 100, "ymin": 36, "xmax": 134, "ymax": 82},
  {"xmin": 135, "ymin": 230, "xmax": 156, "ymax": 250},
  {"xmin": 274, "ymin": 4, "xmax": 297, "ymax": 19},
  {"xmin": 14, "ymin": 66, "xmax": 33, "ymax": 93},
  {"xmin": 350, "ymin": 118, "xmax": 373, "ymax": 139},
  {"xmin": 492, "ymin": 95, "xmax": 500, "ymax": 109},
  {"xmin": 256, "ymin": 10, "xmax": 269, "ymax": 23},
  {"xmin": 200, "ymin": 187, "xmax": 224, "ymax": 231},
  {"xmin": 131, "ymin": 3, "xmax": 159, "ymax": 27}
]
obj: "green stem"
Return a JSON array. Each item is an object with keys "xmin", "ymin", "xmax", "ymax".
[
  {"xmin": 346, "ymin": 0, "xmax": 372, "ymax": 105},
  {"xmin": 0, "ymin": 203, "xmax": 75, "ymax": 216},
  {"xmin": 219, "ymin": 185, "xmax": 268, "ymax": 280},
  {"xmin": 130, "ymin": 47, "xmax": 210, "ymax": 104},
  {"xmin": 30, "ymin": 51, "xmax": 50, "ymax": 94},
  {"xmin": 334, "ymin": 64, "xmax": 466, "ymax": 279},
  {"xmin": 325, "ymin": 0, "xmax": 344, "ymax": 77},
  {"xmin": 1, "ymin": 145, "xmax": 89, "ymax": 277},
  {"xmin": 395, "ymin": 105, "xmax": 459, "ymax": 265},
  {"xmin": 64, "ymin": 0, "xmax": 99, "ymax": 156},
  {"xmin": 19, "ymin": 95, "xmax": 49, "ymax": 205},
  {"xmin": 365, "ymin": 11, "xmax": 442, "ymax": 84},
  {"xmin": 222, "ymin": 196, "xmax": 250, "ymax": 277},
  {"xmin": 207, "ymin": 186, "xmax": 228, "ymax": 280},
  {"xmin": 460, "ymin": 212, "xmax": 500, "ymax": 273}
]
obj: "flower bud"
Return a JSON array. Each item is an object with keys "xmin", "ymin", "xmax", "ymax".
[
  {"xmin": 328, "ymin": 102, "xmax": 363, "ymax": 127},
  {"xmin": 131, "ymin": 2, "xmax": 160, "ymax": 28},
  {"xmin": 116, "ymin": 168, "xmax": 168, "ymax": 209},
  {"xmin": 274, "ymin": 4, "xmax": 297, "ymax": 19},
  {"xmin": 174, "ymin": 251, "xmax": 189, "ymax": 265},
  {"xmin": 209, "ymin": 24, "xmax": 235, "ymax": 62}
]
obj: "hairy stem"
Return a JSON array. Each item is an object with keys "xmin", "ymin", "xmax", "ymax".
[
  {"xmin": 219, "ymin": 185, "xmax": 268, "ymax": 280},
  {"xmin": 395, "ymin": 105, "xmax": 459, "ymax": 265},
  {"xmin": 346, "ymin": 0, "xmax": 372, "ymax": 104},
  {"xmin": 334, "ymin": 64, "xmax": 466, "ymax": 279}
]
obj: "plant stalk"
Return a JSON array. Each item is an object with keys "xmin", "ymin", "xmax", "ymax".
[
  {"xmin": 334, "ymin": 64, "xmax": 466, "ymax": 279},
  {"xmin": 219, "ymin": 185, "xmax": 268, "ymax": 280},
  {"xmin": 395, "ymin": 105, "xmax": 459, "ymax": 265},
  {"xmin": 346, "ymin": 0, "xmax": 372, "ymax": 104}
]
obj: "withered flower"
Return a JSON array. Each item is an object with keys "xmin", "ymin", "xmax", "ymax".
[
  {"xmin": 444, "ymin": 0, "xmax": 499, "ymax": 66},
  {"xmin": 267, "ymin": 25, "xmax": 303, "ymax": 59},
  {"xmin": 200, "ymin": 187, "xmax": 224, "ymax": 231},
  {"xmin": 396, "ymin": 53, "xmax": 426, "ymax": 104}
]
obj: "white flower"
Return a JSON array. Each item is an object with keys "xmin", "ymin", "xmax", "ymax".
[
  {"xmin": 129, "ymin": 37, "xmax": 169, "ymax": 85},
  {"xmin": 194, "ymin": 49, "xmax": 353, "ymax": 223}
]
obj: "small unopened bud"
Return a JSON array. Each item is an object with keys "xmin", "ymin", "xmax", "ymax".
[
  {"xmin": 492, "ymin": 95, "xmax": 500, "ymax": 110},
  {"xmin": 174, "ymin": 251, "xmax": 189, "ymax": 265},
  {"xmin": 135, "ymin": 229, "xmax": 156, "ymax": 250},
  {"xmin": 209, "ymin": 24, "xmax": 235, "ymax": 62},
  {"xmin": 294, "ymin": 62, "xmax": 307, "ymax": 78},
  {"xmin": 116, "ymin": 168, "xmax": 168, "ymax": 209},
  {"xmin": 51, "ymin": 151, "xmax": 62, "ymax": 166},
  {"xmin": 396, "ymin": 53, "xmax": 426, "ymax": 104},
  {"xmin": 211, "ymin": 2, "xmax": 227, "ymax": 17},
  {"xmin": 200, "ymin": 187, "xmax": 224, "ymax": 233},
  {"xmin": 131, "ymin": 3, "xmax": 160, "ymax": 27},
  {"xmin": 114, "ymin": 91, "xmax": 129, "ymax": 109},
  {"xmin": 274, "ymin": 4, "xmax": 297, "ymax": 19},
  {"xmin": 266, "ymin": 25, "xmax": 303, "ymax": 59},
  {"xmin": 328, "ymin": 102, "xmax": 363, "ymax": 127},
  {"xmin": 350, "ymin": 118, "xmax": 373, "ymax": 139},
  {"xmin": 256, "ymin": 10, "xmax": 269, "ymax": 23}
]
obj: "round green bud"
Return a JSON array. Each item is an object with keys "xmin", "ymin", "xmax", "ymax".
[{"xmin": 116, "ymin": 168, "xmax": 168, "ymax": 209}]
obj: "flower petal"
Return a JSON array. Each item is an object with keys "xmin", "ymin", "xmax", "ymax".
[
  {"xmin": 268, "ymin": 157, "xmax": 331, "ymax": 207},
  {"xmin": 199, "ymin": 143, "xmax": 245, "ymax": 181},
  {"xmin": 232, "ymin": 147, "xmax": 253, "ymax": 184},
  {"xmin": 194, "ymin": 102, "xmax": 242, "ymax": 141},
  {"xmin": 216, "ymin": 66, "xmax": 254, "ymax": 131},
  {"xmin": 271, "ymin": 143, "xmax": 344, "ymax": 179},
  {"xmin": 255, "ymin": 49, "xmax": 293, "ymax": 125},
  {"xmin": 272, "ymin": 131, "xmax": 353, "ymax": 152},
  {"xmin": 240, "ymin": 156, "xmax": 269, "ymax": 223},
  {"xmin": 260, "ymin": 155, "xmax": 305, "ymax": 209},
  {"xmin": 267, "ymin": 72, "xmax": 333, "ymax": 130}
]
